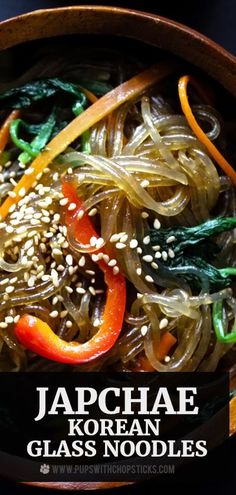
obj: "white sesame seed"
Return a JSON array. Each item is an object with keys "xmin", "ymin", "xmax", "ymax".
[
  {"xmin": 19, "ymin": 187, "xmax": 26, "ymax": 197},
  {"xmin": 90, "ymin": 236, "xmax": 97, "ymax": 247},
  {"xmin": 27, "ymin": 247, "xmax": 34, "ymax": 257},
  {"xmin": 57, "ymin": 264, "xmax": 64, "ymax": 272},
  {"xmin": 151, "ymin": 262, "xmax": 159, "ymax": 269},
  {"xmin": 116, "ymin": 242, "xmax": 126, "ymax": 250},
  {"xmin": 60, "ymin": 310, "xmax": 68, "ymax": 318},
  {"xmin": 103, "ymin": 254, "xmax": 110, "ymax": 264},
  {"xmin": 31, "ymin": 219, "xmax": 40, "ymax": 226},
  {"xmin": 25, "ymin": 240, "xmax": 33, "ymax": 250},
  {"xmin": 65, "ymin": 286, "xmax": 73, "ymax": 294},
  {"xmin": 152, "ymin": 245, "xmax": 161, "ymax": 251},
  {"xmin": 95, "ymin": 237, "xmax": 104, "ymax": 249},
  {"xmin": 28, "ymin": 230, "xmax": 37, "ymax": 238},
  {"xmin": 76, "ymin": 287, "xmax": 86, "ymax": 294},
  {"xmin": 79, "ymin": 256, "xmax": 86, "ymax": 267},
  {"xmin": 42, "ymin": 217, "xmax": 50, "ymax": 224},
  {"xmin": 142, "ymin": 255, "xmax": 153, "ymax": 263},
  {"xmin": 110, "ymin": 233, "xmax": 120, "ymax": 243},
  {"xmin": 34, "ymin": 212, "xmax": 42, "ymax": 219},
  {"xmin": 53, "ymin": 172, "xmax": 59, "ymax": 181},
  {"xmin": 145, "ymin": 275, "xmax": 154, "ymax": 283},
  {"xmin": 136, "ymin": 267, "xmax": 142, "ymax": 276},
  {"xmin": 52, "ymin": 297, "xmax": 58, "ymax": 305},
  {"xmin": 66, "ymin": 320, "xmax": 73, "ymax": 328},
  {"xmin": 119, "ymin": 234, "xmax": 128, "ymax": 243},
  {"xmin": 93, "ymin": 318, "xmax": 100, "ymax": 327},
  {"xmin": 53, "ymin": 213, "xmax": 60, "ymax": 223},
  {"xmin": 50, "ymin": 310, "xmax": 59, "ymax": 318},
  {"xmin": 5, "ymin": 316, "xmax": 14, "ymax": 324},
  {"xmin": 137, "ymin": 247, "xmax": 143, "ymax": 254},
  {"xmin": 6, "ymin": 285, "xmax": 14, "ymax": 294},
  {"xmin": 143, "ymin": 235, "xmax": 150, "ymax": 245},
  {"xmin": 88, "ymin": 208, "xmax": 98, "ymax": 217},
  {"xmin": 10, "ymin": 219, "xmax": 19, "ymax": 226},
  {"xmin": 67, "ymin": 167, "xmax": 73, "ymax": 174},
  {"xmin": 166, "ymin": 235, "xmax": 176, "ymax": 244},
  {"xmin": 0, "ymin": 322, "xmax": 8, "ymax": 328},
  {"xmin": 66, "ymin": 254, "xmax": 73, "ymax": 266},
  {"xmin": 8, "ymin": 191, "xmax": 16, "ymax": 198},
  {"xmin": 91, "ymin": 254, "xmax": 99, "ymax": 262},
  {"xmin": 41, "ymin": 209, "xmax": 49, "ymax": 217},
  {"xmin": 141, "ymin": 325, "xmax": 148, "ymax": 336},
  {"xmin": 113, "ymin": 266, "xmax": 119, "ymax": 275},
  {"xmin": 129, "ymin": 239, "xmax": 138, "ymax": 249},
  {"xmin": 68, "ymin": 202, "xmax": 77, "ymax": 211},
  {"xmin": 51, "ymin": 269, "xmax": 59, "ymax": 287},
  {"xmin": 137, "ymin": 293, "xmax": 143, "ymax": 299},
  {"xmin": 10, "ymin": 178, "xmax": 17, "ymax": 186},
  {"xmin": 168, "ymin": 248, "xmax": 175, "ymax": 259},
  {"xmin": 159, "ymin": 318, "xmax": 169, "ymax": 329},
  {"xmin": 59, "ymin": 198, "xmax": 69, "ymax": 206},
  {"xmin": 141, "ymin": 211, "xmax": 149, "ymax": 219},
  {"xmin": 69, "ymin": 266, "xmax": 74, "ymax": 275},
  {"xmin": 162, "ymin": 251, "xmax": 168, "ymax": 261},
  {"xmin": 77, "ymin": 210, "xmax": 84, "ymax": 220},
  {"xmin": 108, "ymin": 259, "xmax": 117, "ymax": 267},
  {"xmin": 11, "ymin": 276, "xmax": 18, "ymax": 284},
  {"xmin": 153, "ymin": 218, "xmax": 161, "ymax": 230},
  {"xmin": 40, "ymin": 243, "xmax": 47, "ymax": 253},
  {"xmin": 28, "ymin": 276, "xmax": 36, "ymax": 287},
  {"xmin": 140, "ymin": 179, "xmax": 150, "ymax": 188},
  {"xmin": 6, "ymin": 225, "xmax": 14, "ymax": 233},
  {"xmin": 89, "ymin": 286, "xmax": 96, "ymax": 296},
  {"xmin": 86, "ymin": 270, "xmax": 95, "ymax": 275},
  {"xmin": 53, "ymin": 248, "xmax": 63, "ymax": 256},
  {"xmin": 14, "ymin": 315, "xmax": 20, "ymax": 323},
  {"xmin": 164, "ymin": 355, "xmax": 171, "ymax": 363},
  {"xmin": 25, "ymin": 167, "xmax": 34, "ymax": 175},
  {"xmin": 155, "ymin": 252, "xmax": 162, "ymax": 259}
]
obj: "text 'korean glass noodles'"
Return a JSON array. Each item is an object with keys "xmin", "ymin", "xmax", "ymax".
[{"xmin": 0, "ymin": 44, "xmax": 235, "ymax": 372}]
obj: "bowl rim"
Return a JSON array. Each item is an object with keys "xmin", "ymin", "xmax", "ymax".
[
  {"xmin": 0, "ymin": 5, "xmax": 236, "ymax": 97},
  {"xmin": 0, "ymin": 4, "xmax": 235, "ymax": 60}
]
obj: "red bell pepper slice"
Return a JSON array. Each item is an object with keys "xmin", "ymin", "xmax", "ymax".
[{"xmin": 14, "ymin": 181, "xmax": 126, "ymax": 364}]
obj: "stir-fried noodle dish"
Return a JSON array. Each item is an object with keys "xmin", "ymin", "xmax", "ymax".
[{"xmin": 0, "ymin": 42, "xmax": 235, "ymax": 372}]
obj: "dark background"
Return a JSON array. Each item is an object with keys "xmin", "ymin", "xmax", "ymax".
[{"xmin": 0, "ymin": 0, "xmax": 235, "ymax": 494}]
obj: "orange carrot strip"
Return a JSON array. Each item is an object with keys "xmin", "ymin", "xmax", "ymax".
[
  {"xmin": 157, "ymin": 331, "xmax": 177, "ymax": 361},
  {"xmin": 80, "ymin": 86, "xmax": 98, "ymax": 104},
  {"xmin": 135, "ymin": 331, "xmax": 177, "ymax": 371},
  {"xmin": 0, "ymin": 109, "xmax": 20, "ymax": 152},
  {"xmin": 178, "ymin": 75, "xmax": 236, "ymax": 186},
  {"xmin": 0, "ymin": 61, "xmax": 174, "ymax": 220}
]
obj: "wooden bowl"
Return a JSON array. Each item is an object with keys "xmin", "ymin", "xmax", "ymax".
[{"xmin": 0, "ymin": 5, "xmax": 235, "ymax": 491}]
